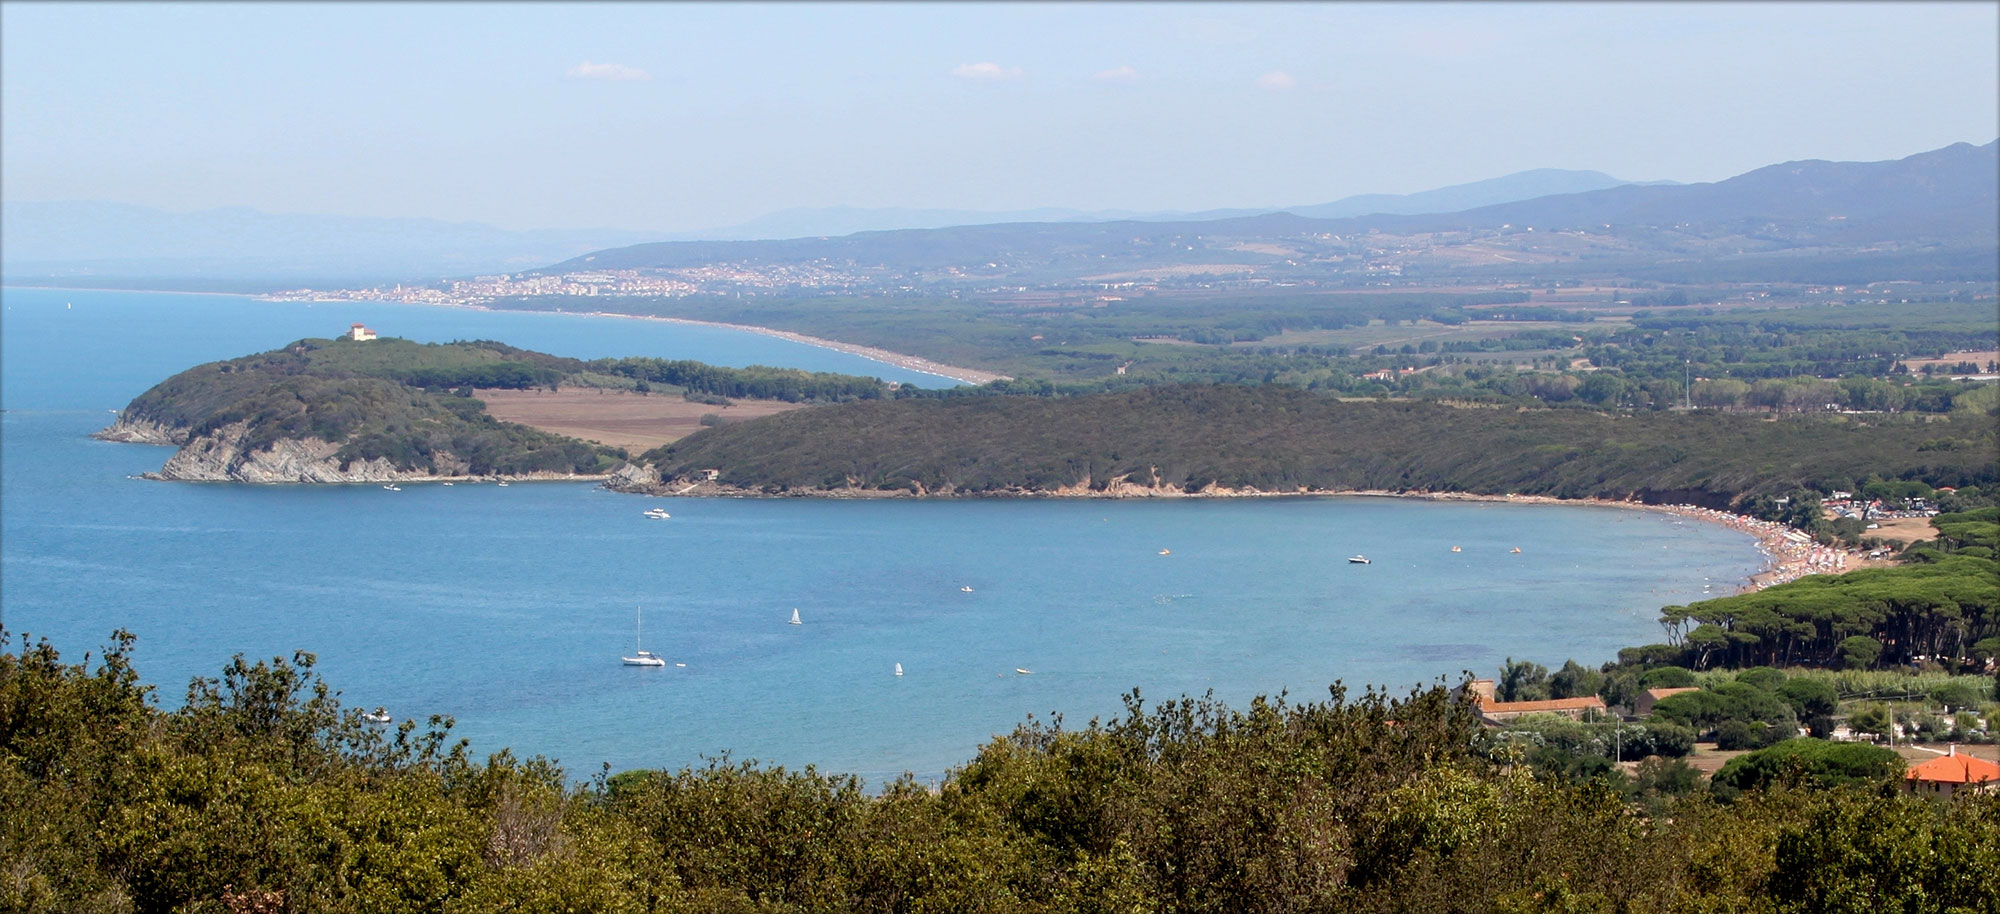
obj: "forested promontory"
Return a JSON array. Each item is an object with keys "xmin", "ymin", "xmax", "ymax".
[
  {"xmin": 98, "ymin": 337, "xmax": 909, "ymax": 482},
  {"xmin": 100, "ymin": 337, "xmax": 624, "ymax": 481},
  {"xmin": 633, "ymin": 383, "xmax": 1997, "ymax": 504}
]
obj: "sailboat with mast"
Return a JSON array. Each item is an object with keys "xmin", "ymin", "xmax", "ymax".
[{"xmin": 621, "ymin": 606, "xmax": 666, "ymax": 666}]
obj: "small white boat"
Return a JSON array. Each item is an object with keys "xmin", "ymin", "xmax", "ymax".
[
  {"xmin": 789, "ymin": 608, "xmax": 802, "ymax": 625},
  {"xmin": 1450, "ymin": 545, "xmax": 1461, "ymax": 553},
  {"xmin": 643, "ymin": 507, "xmax": 671, "ymax": 519},
  {"xmin": 960, "ymin": 586, "xmax": 973, "ymax": 593},
  {"xmin": 1510, "ymin": 547, "xmax": 1522, "ymax": 554},
  {"xmin": 622, "ymin": 607, "xmax": 667, "ymax": 666},
  {"xmin": 441, "ymin": 481, "xmax": 454, "ymax": 486},
  {"xmin": 381, "ymin": 484, "xmax": 401, "ymax": 491},
  {"xmin": 363, "ymin": 708, "xmax": 392, "ymax": 725},
  {"xmin": 496, "ymin": 480, "xmax": 509, "ymax": 487},
  {"xmin": 1158, "ymin": 549, "xmax": 1171, "ymax": 555},
  {"xmin": 894, "ymin": 662, "xmax": 904, "ymax": 676},
  {"xmin": 1015, "ymin": 668, "xmax": 1033, "ymax": 675},
  {"xmin": 1348, "ymin": 555, "xmax": 1370, "ymax": 564}
]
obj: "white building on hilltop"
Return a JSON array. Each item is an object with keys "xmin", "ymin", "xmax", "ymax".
[{"xmin": 348, "ymin": 323, "xmax": 378, "ymax": 341}]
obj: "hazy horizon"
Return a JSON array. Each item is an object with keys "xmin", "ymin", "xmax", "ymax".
[{"xmin": 4, "ymin": 1, "xmax": 1995, "ymax": 234}]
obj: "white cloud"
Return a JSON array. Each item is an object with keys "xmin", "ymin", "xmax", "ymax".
[
  {"xmin": 950, "ymin": 61, "xmax": 1025, "ymax": 81},
  {"xmin": 1094, "ymin": 65, "xmax": 1139, "ymax": 83},
  {"xmin": 1255, "ymin": 70, "xmax": 1297, "ymax": 91},
  {"xmin": 566, "ymin": 61, "xmax": 650, "ymax": 82}
]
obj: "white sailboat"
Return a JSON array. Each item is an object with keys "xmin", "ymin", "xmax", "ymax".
[
  {"xmin": 789, "ymin": 608, "xmax": 802, "ymax": 625},
  {"xmin": 622, "ymin": 607, "xmax": 666, "ymax": 666},
  {"xmin": 894, "ymin": 662, "xmax": 904, "ymax": 676}
]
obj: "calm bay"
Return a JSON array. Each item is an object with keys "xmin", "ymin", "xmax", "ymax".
[{"xmin": 1, "ymin": 287, "xmax": 1765, "ymax": 784}]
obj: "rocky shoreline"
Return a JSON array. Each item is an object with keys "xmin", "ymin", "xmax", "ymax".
[{"xmin": 98, "ymin": 416, "xmax": 609, "ymax": 485}]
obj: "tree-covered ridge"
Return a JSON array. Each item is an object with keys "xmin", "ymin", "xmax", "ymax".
[
  {"xmin": 118, "ymin": 337, "xmax": 585, "ymax": 430},
  {"xmin": 644, "ymin": 383, "xmax": 1997, "ymax": 503},
  {"xmin": 5, "ymin": 632, "xmax": 1997, "ymax": 913},
  {"xmin": 109, "ymin": 338, "xmax": 922, "ymax": 478}
]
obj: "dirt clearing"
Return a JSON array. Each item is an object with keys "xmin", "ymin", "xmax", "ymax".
[{"xmin": 476, "ymin": 388, "xmax": 804, "ymax": 453}]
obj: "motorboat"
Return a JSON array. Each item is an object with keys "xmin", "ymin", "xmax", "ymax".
[
  {"xmin": 960, "ymin": 586, "xmax": 974, "ymax": 593},
  {"xmin": 643, "ymin": 507, "xmax": 671, "ymax": 519},
  {"xmin": 1348, "ymin": 555, "xmax": 1370, "ymax": 564},
  {"xmin": 363, "ymin": 708, "xmax": 392, "ymax": 725},
  {"xmin": 381, "ymin": 484, "xmax": 401, "ymax": 491}
]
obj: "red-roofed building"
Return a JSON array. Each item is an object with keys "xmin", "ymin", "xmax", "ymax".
[
  {"xmin": 1474, "ymin": 696, "xmax": 1608, "ymax": 725},
  {"xmin": 1455, "ymin": 680, "xmax": 1609, "ymax": 724},
  {"xmin": 1903, "ymin": 747, "xmax": 2000, "ymax": 799},
  {"xmin": 348, "ymin": 323, "xmax": 378, "ymax": 341},
  {"xmin": 1636, "ymin": 687, "xmax": 1701, "ymax": 717}
]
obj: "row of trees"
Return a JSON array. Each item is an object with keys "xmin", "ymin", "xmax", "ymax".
[
  {"xmin": 1642, "ymin": 511, "xmax": 1999, "ymax": 672},
  {"xmin": 5, "ymin": 633, "xmax": 1997, "ymax": 912},
  {"xmin": 587, "ymin": 357, "xmax": 890, "ymax": 403}
]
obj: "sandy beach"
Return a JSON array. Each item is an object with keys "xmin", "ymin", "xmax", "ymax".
[{"xmin": 1328, "ymin": 491, "xmax": 1878, "ymax": 596}]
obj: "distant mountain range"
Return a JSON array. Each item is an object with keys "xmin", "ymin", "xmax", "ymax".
[
  {"xmin": 550, "ymin": 140, "xmax": 1997, "ymax": 284},
  {"xmin": 1, "ymin": 168, "xmax": 1667, "ymax": 287},
  {"xmin": 8, "ymin": 141, "xmax": 1992, "ymax": 290},
  {"xmin": 660, "ymin": 168, "xmax": 1671, "ymax": 240}
]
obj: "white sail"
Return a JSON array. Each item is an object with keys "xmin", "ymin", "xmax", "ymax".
[
  {"xmin": 894, "ymin": 662, "xmax": 904, "ymax": 676},
  {"xmin": 789, "ymin": 608, "xmax": 802, "ymax": 625}
]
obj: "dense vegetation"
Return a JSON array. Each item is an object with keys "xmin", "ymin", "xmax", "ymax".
[
  {"xmin": 111, "ymin": 338, "xmax": 917, "ymax": 478},
  {"xmin": 644, "ymin": 383, "xmax": 1997, "ymax": 504},
  {"xmin": 7, "ymin": 632, "xmax": 1998, "ymax": 913},
  {"xmin": 114, "ymin": 339, "xmax": 623, "ymax": 476},
  {"xmin": 1620, "ymin": 510, "xmax": 2000, "ymax": 674}
]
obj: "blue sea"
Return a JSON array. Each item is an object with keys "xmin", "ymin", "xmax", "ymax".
[{"xmin": 1, "ymin": 287, "xmax": 1765, "ymax": 784}]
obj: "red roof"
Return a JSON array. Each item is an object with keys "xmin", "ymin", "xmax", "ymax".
[
  {"xmin": 1906, "ymin": 753, "xmax": 2000, "ymax": 784},
  {"xmin": 1476, "ymin": 696, "xmax": 1606, "ymax": 713}
]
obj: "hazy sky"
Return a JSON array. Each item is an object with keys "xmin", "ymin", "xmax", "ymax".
[{"xmin": 4, "ymin": 1, "xmax": 1995, "ymax": 232}]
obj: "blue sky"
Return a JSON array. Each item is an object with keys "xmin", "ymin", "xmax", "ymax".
[{"xmin": 4, "ymin": 1, "xmax": 1995, "ymax": 232}]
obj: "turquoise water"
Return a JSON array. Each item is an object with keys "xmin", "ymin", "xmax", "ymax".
[{"xmin": 1, "ymin": 287, "xmax": 1765, "ymax": 784}]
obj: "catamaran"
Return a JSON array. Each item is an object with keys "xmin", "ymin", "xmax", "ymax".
[{"xmin": 622, "ymin": 607, "xmax": 666, "ymax": 666}]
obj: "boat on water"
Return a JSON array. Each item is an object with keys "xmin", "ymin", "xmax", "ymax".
[
  {"xmin": 621, "ymin": 607, "xmax": 667, "ymax": 667},
  {"xmin": 1450, "ymin": 545, "xmax": 1462, "ymax": 553},
  {"xmin": 381, "ymin": 484, "xmax": 401, "ymax": 491},
  {"xmin": 496, "ymin": 480, "xmax": 509, "ymax": 487},
  {"xmin": 441, "ymin": 481, "xmax": 453, "ymax": 486},
  {"xmin": 1511, "ymin": 547, "xmax": 1523, "ymax": 554},
  {"xmin": 1158, "ymin": 549, "xmax": 1171, "ymax": 556},
  {"xmin": 960, "ymin": 586, "xmax": 973, "ymax": 593},
  {"xmin": 1348, "ymin": 555, "xmax": 1370, "ymax": 564},
  {"xmin": 894, "ymin": 662, "xmax": 904, "ymax": 676},
  {"xmin": 363, "ymin": 708, "xmax": 392, "ymax": 725},
  {"xmin": 1015, "ymin": 668, "xmax": 1033, "ymax": 675},
  {"xmin": 643, "ymin": 507, "xmax": 671, "ymax": 519},
  {"xmin": 789, "ymin": 608, "xmax": 802, "ymax": 625}
]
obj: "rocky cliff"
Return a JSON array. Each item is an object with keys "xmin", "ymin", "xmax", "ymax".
[{"xmin": 112, "ymin": 418, "xmax": 609, "ymax": 484}]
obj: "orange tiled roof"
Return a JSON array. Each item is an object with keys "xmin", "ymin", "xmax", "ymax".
[
  {"xmin": 1643, "ymin": 687, "xmax": 1701, "ymax": 701},
  {"xmin": 1905, "ymin": 753, "xmax": 2000, "ymax": 784},
  {"xmin": 1477, "ymin": 696, "xmax": 1606, "ymax": 713}
]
